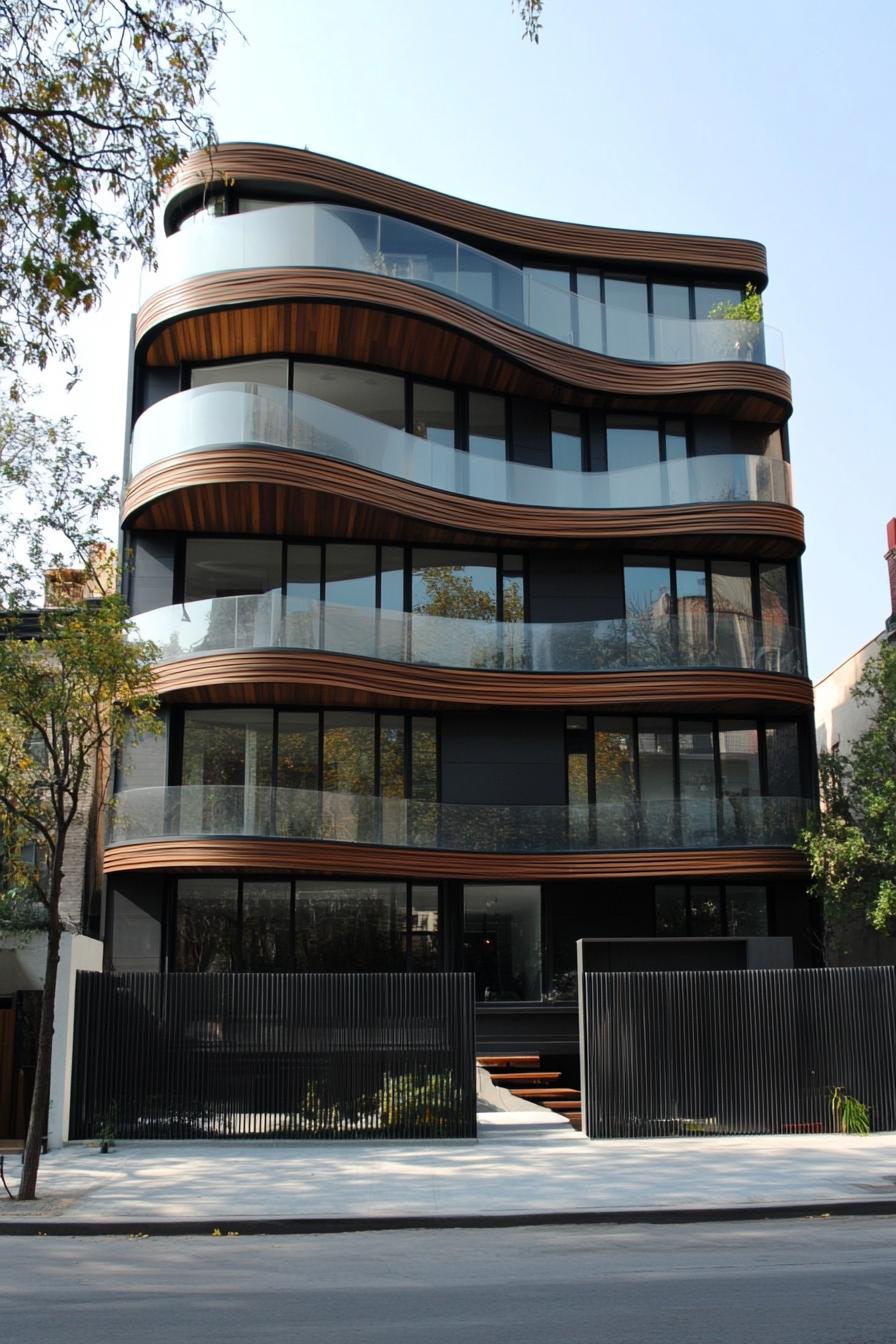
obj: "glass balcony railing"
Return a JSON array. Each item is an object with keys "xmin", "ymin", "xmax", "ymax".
[
  {"xmin": 131, "ymin": 592, "xmax": 805, "ymax": 677},
  {"xmin": 107, "ymin": 786, "xmax": 811, "ymax": 853},
  {"xmin": 128, "ymin": 384, "xmax": 794, "ymax": 510},
  {"xmin": 141, "ymin": 202, "xmax": 784, "ymax": 368}
]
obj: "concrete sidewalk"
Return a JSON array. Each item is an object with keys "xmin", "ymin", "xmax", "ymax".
[{"xmin": 3, "ymin": 1113, "xmax": 896, "ymax": 1232}]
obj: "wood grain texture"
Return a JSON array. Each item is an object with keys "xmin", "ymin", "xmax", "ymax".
[
  {"xmin": 151, "ymin": 651, "xmax": 814, "ymax": 712},
  {"xmin": 122, "ymin": 449, "xmax": 805, "ymax": 552},
  {"xmin": 137, "ymin": 271, "xmax": 792, "ymax": 421},
  {"xmin": 164, "ymin": 144, "xmax": 769, "ymax": 282},
  {"xmin": 103, "ymin": 838, "xmax": 808, "ymax": 881}
]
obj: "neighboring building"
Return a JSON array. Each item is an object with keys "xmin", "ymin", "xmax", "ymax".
[{"xmin": 103, "ymin": 145, "xmax": 816, "ymax": 1060}]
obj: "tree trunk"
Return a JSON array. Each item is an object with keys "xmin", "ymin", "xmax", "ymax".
[{"xmin": 16, "ymin": 908, "xmax": 62, "ymax": 1201}]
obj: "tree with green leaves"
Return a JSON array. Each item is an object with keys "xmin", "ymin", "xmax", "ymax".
[
  {"xmin": 0, "ymin": 580, "xmax": 160, "ymax": 1200},
  {"xmin": 0, "ymin": 0, "xmax": 230, "ymax": 380},
  {"xmin": 512, "ymin": 0, "xmax": 544, "ymax": 42},
  {"xmin": 798, "ymin": 642, "xmax": 896, "ymax": 960}
]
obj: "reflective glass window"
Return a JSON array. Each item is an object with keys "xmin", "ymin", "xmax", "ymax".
[
  {"xmin": 689, "ymin": 886, "xmax": 723, "ymax": 936},
  {"xmin": 322, "ymin": 711, "xmax": 375, "ymax": 795},
  {"xmin": 292, "ymin": 362, "xmax": 405, "ymax": 427},
  {"xmin": 759, "ymin": 563, "xmax": 791, "ymax": 670},
  {"xmin": 726, "ymin": 885, "xmax": 768, "ymax": 936},
  {"xmin": 176, "ymin": 877, "xmax": 239, "ymax": 972},
  {"xmin": 294, "ymin": 881, "xmax": 407, "ymax": 973},
  {"xmin": 765, "ymin": 722, "xmax": 801, "ymax": 797},
  {"xmin": 379, "ymin": 715, "xmax": 406, "ymax": 799},
  {"xmin": 694, "ymin": 286, "xmax": 742, "ymax": 319},
  {"xmin": 468, "ymin": 392, "xmax": 506, "ymax": 460},
  {"xmin": 664, "ymin": 419, "xmax": 688, "ymax": 461},
  {"xmin": 652, "ymin": 284, "xmax": 691, "ymax": 362},
  {"xmin": 190, "ymin": 359, "xmax": 288, "ymax": 389},
  {"xmin": 463, "ymin": 884, "xmax": 542, "ymax": 1002},
  {"xmin": 276, "ymin": 712, "xmax": 319, "ymax": 791},
  {"xmin": 718, "ymin": 720, "xmax": 761, "ymax": 798},
  {"xmin": 502, "ymin": 553, "xmax": 525, "ymax": 624},
  {"xmin": 286, "ymin": 545, "xmax": 322, "ymax": 601},
  {"xmin": 411, "ymin": 549, "xmax": 497, "ymax": 620},
  {"xmin": 606, "ymin": 416, "xmax": 661, "ymax": 472},
  {"xmin": 180, "ymin": 707, "xmax": 273, "ymax": 833},
  {"xmin": 184, "ymin": 538, "xmax": 282, "ymax": 601},
  {"xmin": 575, "ymin": 272, "xmax": 603, "ymax": 352},
  {"xmin": 712, "ymin": 560, "xmax": 754, "ymax": 667},
  {"xmin": 412, "ymin": 383, "xmax": 455, "ymax": 448},
  {"xmin": 594, "ymin": 716, "xmax": 635, "ymax": 847},
  {"xmin": 380, "ymin": 546, "xmax": 405, "ymax": 612},
  {"xmin": 678, "ymin": 720, "xmax": 717, "ymax": 845},
  {"xmin": 638, "ymin": 717, "xmax": 676, "ymax": 847},
  {"xmin": 411, "ymin": 886, "xmax": 440, "ymax": 969},
  {"xmin": 655, "ymin": 883, "xmax": 688, "ymax": 936},
  {"xmin": 411, "ymin": 717, "xmax": 438, "ymax": 801},
  {"xmin": 242, "ymin": 880, "xmax": 292, "ymax": 971},
  {"xmin": 624, "ymin": 556, "xmax": 671, "ymax": 621},
  {"xmin": 603, "ymin": 276, "xmax": 650, "ymax": 360},
  {"xmin": 325, "ymin": 544, "xmax": 377, "ymax": 608},
  {"xmin": 675, "ymin": 559, "xmax": 709, "ymax": 662},
  {"xmin": 550, "ymin": 410, "xmax": 584, "ymax": 472}
]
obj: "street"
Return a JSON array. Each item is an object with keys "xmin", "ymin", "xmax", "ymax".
[{"xmin": 1, "ymin": 1217, "xmax": 895, "ymax": 1343}]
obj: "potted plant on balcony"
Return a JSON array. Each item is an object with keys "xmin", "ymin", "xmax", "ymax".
[{"xmin": 707, "ymin": 282, "xmax": 764, "ymax": 361}]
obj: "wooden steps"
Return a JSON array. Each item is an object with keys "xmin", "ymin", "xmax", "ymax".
[{"xmin": 477, "ymin": 1052, "xmax": 583, "ymax": 1130}]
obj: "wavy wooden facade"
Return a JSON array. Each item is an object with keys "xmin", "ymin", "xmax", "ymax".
[
  {"xmin": 165, "ymin": 143, "xmax": 770, "ymax": 283},
  {"xmin": 105, "ymin": 838, "xmax": 807, "ymax": 882},
  {"xmin": 152, "ymin": 651, "xmax": 814, "ymax": 712}
]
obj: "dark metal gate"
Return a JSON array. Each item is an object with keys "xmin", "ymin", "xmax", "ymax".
[
  {"xmin": 580, "ymin": 967, "xmax": 896, "ymax": 1139},
  {"xmin": 70, "ymin": 972, "xmax": 476, "ymax": 1140}
]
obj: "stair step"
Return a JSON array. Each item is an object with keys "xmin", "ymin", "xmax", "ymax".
[
  {"xmin": 488, "ymin": 1072, "xmax": 561, "ymax": 1083},
  {"xmin": 541, "ymin": 1100, "xmax": 583, "ymax": 1111},
  {"xmin": 509, "ymin": 1088, "xmax": 580, "ymax": 1099},
  {"xmin": 477, "ymin": 1055, "xmax": 540, "ymax": 1068}
]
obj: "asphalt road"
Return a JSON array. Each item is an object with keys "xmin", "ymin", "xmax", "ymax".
[{"xmin": 2, "ymin": 1218, "xmax": 896, "ymax": 1343}]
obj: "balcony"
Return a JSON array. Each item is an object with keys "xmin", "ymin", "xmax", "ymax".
[
  {"xmin": 131, "ymin": 592, "xmax": 806, "ymax": 678},
  {"xmin": 128, "ymin": 384, "xmax": 794, "ymax": 510},
  {"xmin": 140, "ymin": 202, "xmax": 784, "ymax": 368},
  {"xmin": 107, "ymin": 786, "xmax": 810, "ymax": 854}
]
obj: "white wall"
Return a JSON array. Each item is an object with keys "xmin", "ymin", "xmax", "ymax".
[{"xmin": 814, "ymin": 633, "xmax": 884, "ymax": 755}]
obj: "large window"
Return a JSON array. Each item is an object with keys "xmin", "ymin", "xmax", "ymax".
[
  {"xmin": 292, "ymin": 362, "xmax": 405, "ymax": 428},
  {"xmin": 175, "ymin": 877, "xmax": 440, "ymax": 972},
  {"xmin": 463, "ymin": 884, "xmax": 542, "ymax": 1002},
  {"xmin": 654, "ymin": 883, "xmax": 768, "ymax": 937}
]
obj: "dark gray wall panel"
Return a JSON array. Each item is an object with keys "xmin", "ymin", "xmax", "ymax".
[
  {"xmin": 440, "ymin": 710, "xmax": 566, "ymax": 805},
  {"xmin": 528, "ymin": 550, "xmax": 623, "ymax": 623}
]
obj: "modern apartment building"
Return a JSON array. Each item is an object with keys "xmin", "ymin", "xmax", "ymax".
[{"xmin": 105, "ymin": 144, "xmax": 816, "ymax": 1060}]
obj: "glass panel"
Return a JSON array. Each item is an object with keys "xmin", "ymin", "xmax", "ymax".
[
  {"xmin": 294, "ymin": 881, "xmax": 407, "ymax": 972},
  {"xmin": 190, "ymin": 359, "xmax": 288, "ymax": 389},
  {"xmin": 292, "ymin": 362, "xmax": 405, "ymax": 427},
  {"xmin": 525, "ymin": 267, "xmax": 573, "ymax": 342},
  {"xmin": 411, "ymin": 548, "xmax": 497, "ymax": 620},
  {"xmin": 719, "ymin": 719, "xmax": 760, "ymax": 843},
  {"xmin": 325, "ymin": 543, "xmax": 377, "ymax": 608},
  {"xmin": 575, "ymin": 272, "xmax": 603, "ymax": 352},
  {"xmin": 411, "ymin": 717, "xmax": 438, "ymax": 800},
  {"xmin": 655, "ymin": 883, "xmax": 687, "ymax": 936},
  {"xmin": 689, "ymin": 886, "xmax": 723, "ymax": 935},
  {"xmin": 758, "ymin": 563, "xmax": 791, "ymax": 671},
  {"xmin": 638, "ymin": 717, "xmax": 675, "ymax": 845},
  {"xmin": 380, "ymin": 546, "xmax": 405, "ymax": 612},
  {"xmin": 277, "ymin": 711, "xmax": 319, "ymax": 790},
  {"xmin": 566, "ymin": 751, "xmax": 589, "ymax": 804},
  {"xmin": 412, "ymin": 383, "xmax": 455, "ymax": 448},
  {"xmin": 664, "ymin": 419, "xmax": 688, "ymax": 461},
  {"xmin": 624, "ymin": 555, "xmax": 671, "ymax": 620},
  {"xmin": 379, "ymin": 715, "xmax": 406, "ymax": 798},
  {"xmin": 606, "ymin": 416, "xmax": 660, "ymax": 472},
  {"xmin": 694, "ymin": 286, "xmax": 742, "ymax": 319},
  {"xmin": 551, "ymin": 409, "xmax": 584, "ymax": 472},
  {"xmin": 176, "ymin": 877, "xmax": 239, "ymax": 972},
  {"xmin": 652, "ymin": 285, "xmax": 691, "ymax": 362},
  {"xmin": 184, "ymin": 538, "xmax": 282, "ymax": 601},
  {"xmin": 726, "ymin": 884, "xmax": 768, "ymax": 937},
  {"xmin": 468, "ymin": 392, "xmax": 506, "ymax": 460},
  {"xmin": 502, "ymin": 566, "xmax": 525, "ymax": 625},
  {"xmin": 242, "ymin": 880, "xmax": 293, "ymax": 971},
  {"xmin": 411, "ymin": 885, "xmax": 440, "ymax": 969},
  {"xmin": 712, "ymin": 560, "xmax": 754, "ymax": 667},
  {"xmin": 181, "ymin": 708, "xmax": 272, "ymax": 832},
  {"xmin": 323, "ymin": 712, "xmax": 375, "ymax": 794},
  {"xmin": 604, "ymin": 276, "xmax": 649, "ymax": 360},
  {"xmin": 675, "ymin": 558, "xmax": 709, "ymax": 663},
  {"xmin": 678, "ymin": 720, "xmax": 717, "ymax": 846},
  {"xmin": 765, "ymin": 722, "xmax": 801, "ymax": 797},
  {"xmin": 463, "ymin": 884, "xmax": 542, "ymax": 1002},
  {"xmin": 594, "ymin": 716, "xmax": 635, "ymax": 846},
  {"xmin": 286, "ymin": 544, "xmax": 322, "ymax": 601}
]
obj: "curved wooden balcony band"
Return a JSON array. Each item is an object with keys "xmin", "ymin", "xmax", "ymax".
[
  {"xmin": 165, "ymin": 144, "xmax": 769, "ymax": 283},
  {"xmin": 104, "ymin": 838, "xmax": 808, "ymax": 882},
  {"xmin": 122, "ymin": 450, "xmax": 806, "ymax": 553},
  {"xmin": 150, "ymin": 651, "xmax": 814, "ymax": 713},
  {"xmin": 136, "ymin": 270, "xmax": 792, "ymax": 420}
]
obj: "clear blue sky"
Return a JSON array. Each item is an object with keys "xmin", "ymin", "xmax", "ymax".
[{"xmin": 59, "ymin": 0, "xmax": 896, "ymax": 678}]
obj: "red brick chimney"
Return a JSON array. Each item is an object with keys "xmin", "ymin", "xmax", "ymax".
[{"xmin": 887, "ymin": 518, "xmax": 896, "ymax": 638}]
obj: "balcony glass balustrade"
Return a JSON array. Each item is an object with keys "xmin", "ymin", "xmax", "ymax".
[
  {"xmin": 131, "ymin": 592, "xmax": 805, "ymax": 677},
  {"xmin": 141, "ymin": 201, "xmax": 784, "ymax": 368},
  {"xmin": 128, "ymin": 384, "xmax": 794, "ymax": 510},
  {"xmin": 107, "ymin": 786, "xmax": 810, "ymax": 853}
]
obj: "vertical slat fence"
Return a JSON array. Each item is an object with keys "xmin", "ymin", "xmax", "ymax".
[
  {"xmin": 70, "ymin": 972, "xmax": 476, "ymax": 1140},
  {"xmin": 581, "ymin": 967, "xmax": 896, "ymax": 1139}
]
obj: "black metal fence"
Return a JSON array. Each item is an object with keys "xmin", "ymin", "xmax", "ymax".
[
  {"xmin": 70, "ymin": 972, "xmax": 476, "ymax": 1141},
  {"xmin": 581, "ymin": 967, "xmax": 896, "ymax": 1139}
]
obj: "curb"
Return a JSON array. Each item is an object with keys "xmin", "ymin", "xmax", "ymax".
[{"xmin": 2, "ymin": 1199, "xmax": 896, "ymax": 1235}]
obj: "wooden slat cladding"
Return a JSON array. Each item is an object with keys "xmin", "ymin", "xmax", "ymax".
[
  {"xmin": 138, "ymin": 272, "xmax": 792, "ymax": 422},
  {"xmin": 122, "ymin": 450, "xmax": 805, "ymax": 553},
  {"xmin": 151, "ymin": 652, "xmax": 814, "ymax": 713},
  {"xmin": 104, "ymin": 838, "xmax": 808, "ymax": 881},
  {"xmin": 165, "ymin": 144, "xmax": 769, "ymax": 282}
]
